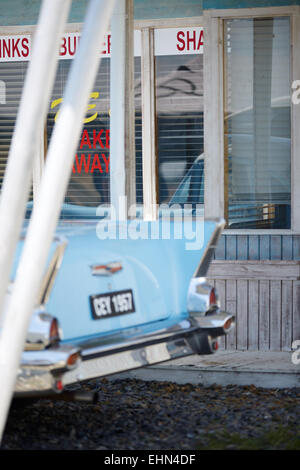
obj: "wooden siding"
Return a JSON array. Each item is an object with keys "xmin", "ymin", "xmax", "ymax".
[
  {"xmin": 0, "ymin": 0, "xmax": 203, "ymax": 26},
  {"xmin": 214, "ymin": 234, "xmax": 300, "ymax": 260},
  {"xmin": 207, "ymin": 257, "xmax": 300, "ymax": 351},
  {"xmin": 203, "ymin": 0, "xmax": 300, "ymax": 9},
  {"xmin": 134, "ymin": 0, "xmax": 203, "ymax": 19},
  {"xmin": 1, "ymin": 0, "xmax": 298, "ymax": 28}
]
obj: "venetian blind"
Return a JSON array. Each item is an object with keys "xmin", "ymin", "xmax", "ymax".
[
  {"xmin": 47, "ymin": 58, "xmax": 111, "ymax": 211},
  {"xmin": 224, "ymin": 17, "xmax": 291, "ymax": 229},
  {"xmin": 47, "ymin": 57, "xmax": 142, "ymax": 215},
  {"xmin": 155, "ymin": 51, "xmax": 204, "ymax": 206},
  {"xmin": 0, "ymin": 60, "xmax": 33, "ymax": 200}
]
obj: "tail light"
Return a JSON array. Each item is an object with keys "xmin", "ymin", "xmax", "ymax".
[
  {"xmin": 67, "ymin": 352, "xmax": 81, "ymax": 368},
  {"xmin": 49, "ymin": 318, "xmax": 60, "ymax": 342},
  {"xmin": 26, "ymin": 312, "xmax": 61, "ymax": 350},
  {"xmin": 223, "ymin": 317, "xmax": 234, "ymax": 333},
  {"xmin": 209, "ymin": 287, "xmax": 217, "ymax": 306},
  {"xmin": 55, "ymin": 379, "xmax": 64, "ymax": 393},
  {"xmin": 188, "ymin": 278, "xmax": 220, "ymax": 315}
]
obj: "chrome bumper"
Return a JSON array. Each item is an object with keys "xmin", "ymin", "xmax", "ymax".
[{"xmin": 15, "ymin": 312, "xmax": 234, "ymax": 396}]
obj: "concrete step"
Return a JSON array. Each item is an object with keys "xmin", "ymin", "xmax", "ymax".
[{"xmin": 112, "ymin": 351, "xmax": 300, "ymax": 389}]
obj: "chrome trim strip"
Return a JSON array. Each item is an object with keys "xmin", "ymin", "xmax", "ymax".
[
  {"xmin": 5, "ymin": 236, "xmax": 66, "ymax": 350},
  {"xmin": 187, "ymin": 277, "xmax": 220, "ymax": 315},
  {"xmin": 191, "ymin": 311, "xmax": 235, "ymax": 332},
  {"xmin": 37, "ymin": 236, "xmax": 68, "ymax": 306},
  {"xmin": 62, "ymin": 336, "xmax": 194, "ymax": 387},
  {"xmin": 80, "ymin": 326, "xmax": 196, "ymax": 360},
  {"xmin": 15, "ymin": 312, "xmax": 232, "ymax": 395},
  {"xmin": 15, "ymin": 344, "xmax": 81, "ymax": 394},
  {"xmin": 90, "ymin": 261, "xmax": 123, "ymax": 276},
  {"xmin": 25, "ymin": 310, "xmax": 59, "ymax": 350},
  {"xmin": 16, "ymin": 369, "xmax": 57, "ymax": 394},
  {"xmin": 20, "ymin": 344, "xmax": 80, "ymax": 369},
  {"xmin": 193, "ymin": 218, "xmax": 225, "ymax": 278}
]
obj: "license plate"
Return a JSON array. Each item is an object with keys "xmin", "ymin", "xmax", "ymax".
[{"xmin": 90, "ymin": 289, "xmax": 135, "ymax": 320}]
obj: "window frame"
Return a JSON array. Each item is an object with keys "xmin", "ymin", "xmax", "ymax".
[
  {"xmin": 204, "ymin": 5, "xmax": 300, "ymax": 235},
  {"xmin": 136, "ymin": 17, "xmax": 204, "ymax": 219},
  {"xmin": 1, "ymin": 10, "xmax": 298, "ymax": 231},
  {"xmin": 0, "ymin": 18, "xmax": 205, "ymax": 216},
  {"xmin": 0, "ymin": 23, "xmax": 84, "ymax": 199}
]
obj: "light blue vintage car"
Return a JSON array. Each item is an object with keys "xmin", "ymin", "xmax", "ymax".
[{"xmin": 12, "ymin": 200, "xmax": 234, "ymax": 398}]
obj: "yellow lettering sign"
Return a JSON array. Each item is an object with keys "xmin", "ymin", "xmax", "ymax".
[{"xmin": 50, "ymin": 91, "xmax": 100, "ymax": 123}]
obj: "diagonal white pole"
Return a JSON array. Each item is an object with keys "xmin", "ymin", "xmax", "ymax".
[
  {"xmin": 0, "ymin": 0, "xmax": 71, "ymax": 323},
  {"xmin": 0, "ymin": 0, "xmax": 116, "ymax": 442}
]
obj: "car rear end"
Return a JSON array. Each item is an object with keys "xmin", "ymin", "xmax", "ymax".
[{"xmin": 11, "ymin": 218, "xmax": 234, "ymax": 396}]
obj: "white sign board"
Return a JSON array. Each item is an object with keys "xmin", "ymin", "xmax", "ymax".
[
  {"xmin": 0, "ymin": 28, "xmax": 203, "ymax": 62},
  {"xmin": 0, "ymin": 35, "xmax": 30, "ymax": 61},
  {"xmin": 155, "ymin": 28, "xmax": 203, "ymax": 56}
]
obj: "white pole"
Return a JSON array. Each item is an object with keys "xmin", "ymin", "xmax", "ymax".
[
  {"xmin": 141, "ymin": 28, "xmax": 157, "ymax": 221},
  {"xmin": 110, "ymin": 0, "xmax": 126, "ymax": 219},
  {"xmin": 110, "ymin": 0, "xmax": 135, "ymax": 219},
  {"xmin": 32, "ymin": 120, "xmax": 45, "ymax": 200},
  {"xmin": 0, "ymin": 0, "xmax": 71, "ymax": 324},
  {"xmin": 0, "ymin": 0, "xmax": 116, "ymax": 441}
]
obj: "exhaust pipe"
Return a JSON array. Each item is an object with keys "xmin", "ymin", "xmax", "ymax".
[
  {"xmin": 45, "ymin": 391, "xmax": 101, "ymax": 404},
  {"xmin": 188, "ymin": 313, "xmax": 235, "ymax": 355},
  {"xmin": 188, "ymin": 331, "xmax": 219, "ymax": 355},
  {"xmin": 12, "ymin": 391, "xmax": 101, "ymax": 406},
  {"xmin": 193, "ymin": 312, "xmax": 235, "ymax": 335}
]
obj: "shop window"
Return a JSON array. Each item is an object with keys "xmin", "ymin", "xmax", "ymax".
[
  {"xmin": 134, "ymin": 61, "xmax": 143, "ymax": 204},
  {"xmin": 154, "ymin": 28, "xmax": 204, "ymax": 208},
  {"xmin": 0, "ymin": 56, "xmax": 34, "ymax": 203},
  {"xmin": 0, "ymin": 27, "xmax": 204, "ymax": 217},
  {"xmin": 224, "ymin": 17, "xmax": 291, "ymax": 229},
  {"xmin": 47, "ymin": 57, "xmax": 111, "ymax": 210},
  {"xmin": 46, "ymin": 33, "xmax": 142, "ymax": 216}
]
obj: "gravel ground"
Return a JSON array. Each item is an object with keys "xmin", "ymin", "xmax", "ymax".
[{"xmin": 1, "ymin": 378, "xmax": 300, "ymax": 450}]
